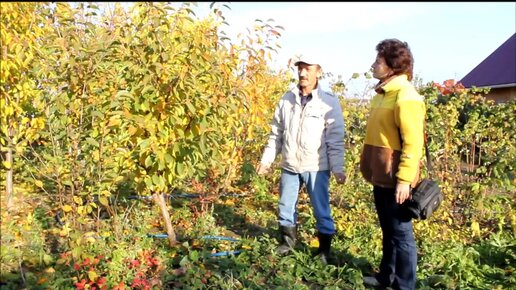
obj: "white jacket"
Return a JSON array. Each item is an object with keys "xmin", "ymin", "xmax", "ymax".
[{"xmin": 260, "ymin": 85, "xmax": 346, "ymax": 174}]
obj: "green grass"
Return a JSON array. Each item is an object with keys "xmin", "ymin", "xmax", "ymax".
[{"xmin": 1, "ymin": 179, "xmax": 515, "ymax": 289}]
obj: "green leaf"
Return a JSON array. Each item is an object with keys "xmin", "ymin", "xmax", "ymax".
[
  {"xmin": 164, "ymin": 153, "xmax": 174, "ymax": 163},
  {"xmin": 62, "ymin": 180, "xmax": 73, "ymax": 187},
  {"xmin": 141, "ymin": 85, "xmax": 154, "ymax": 96},
  {"xmin": 144, "ymin": 155, "xmax": 153, "ymax": 168},
  {"xmin": 185, "ymin": 100, "xmax": 196, "ymax": 114},
  {"xmin": 43, "ymin": 253, "xmax": 54, "ymax": 265},
  {"xmin": 176, "ymin": 162, "xmax": 184, "ymax": 175},
  {"xmin": 139, "ymin": 139, "xmax": 151, "ymax": 150},
  {"xmin": 199, "ymin": 135, "xmax": 207, "ymax": 155},
  {"xmin": 152, "ymin": 174, "xmax": 160, "ymax": 186},
  {"xmin": 116, "ymin": 90, "xmax": 132, "ymax": 99},
  {"xmin": 86, "ymin": 137, "xmax": 99, "ymax": 147},
  {"xmin": 71, "ymin": 246, "xmax": 82, "ymax": 259}
]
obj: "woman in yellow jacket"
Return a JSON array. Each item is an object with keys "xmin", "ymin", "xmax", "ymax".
[{"xmin": 360, "ymin": 39, "xmax": 425, "ymax": 290}]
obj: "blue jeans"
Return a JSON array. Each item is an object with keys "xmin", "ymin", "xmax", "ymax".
[
  {"xmin": 373, "ymin": 186, "xmax": 417, "ymax": 290},
  {"xmin": 278, "ymin": 169, "xmax": 335, "ymax": 235}
]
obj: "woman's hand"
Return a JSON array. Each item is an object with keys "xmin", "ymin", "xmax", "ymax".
[{"xmin": 395, "ymin": 182, "xmax": 411, "ymax": 204}]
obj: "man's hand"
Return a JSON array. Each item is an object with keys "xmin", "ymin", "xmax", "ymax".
[
  {"xmin": 257, "ymin": 163, "xmax": 271, "ymax": 175},
  {"xmin": 333, "ymin": 172, "xmax": 346, "ymax": 184},
  {"xmin": 395, "ymin": 182, "xmax": 411, "ymax": 204}
]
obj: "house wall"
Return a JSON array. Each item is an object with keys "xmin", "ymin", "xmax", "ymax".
[{"xmin": 485, "ymin": 87, "xmax": 516, "ymax": 104}]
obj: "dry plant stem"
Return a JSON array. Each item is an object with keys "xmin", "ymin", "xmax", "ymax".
[{"xmin": 153, "ymin": 193, "xmax": 177, "ymax": 246}]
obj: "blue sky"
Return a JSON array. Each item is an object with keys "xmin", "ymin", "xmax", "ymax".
[
  {"xmin": 188, "ymin": 2, "xmax": 516, "ymax": 95},
  {"xmin": 102, "ymin": 2, "xmax": 515, "ymax": 96}
]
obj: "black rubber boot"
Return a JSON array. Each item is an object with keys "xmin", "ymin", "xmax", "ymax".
[
  {"xmin": 315, "ymin": 232, "xmax": 333, "ymax": 265},
  {"xmin": 277, "ymin": 225, "xmax": 297, "ymax": 255}
]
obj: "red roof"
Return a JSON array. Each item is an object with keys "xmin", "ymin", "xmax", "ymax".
[{"xmin": 460, "ymin": 33, "xmax": 516, "ymax": 88}]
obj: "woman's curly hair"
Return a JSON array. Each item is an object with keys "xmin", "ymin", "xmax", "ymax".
[{"xmin": 376, "ymin": 39, "xmax": 414, "ymax": 81}]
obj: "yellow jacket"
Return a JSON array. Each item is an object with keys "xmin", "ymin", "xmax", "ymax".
[{"xmin": 360, "ymin": 74, "xmax": 425, "ymax": 188}]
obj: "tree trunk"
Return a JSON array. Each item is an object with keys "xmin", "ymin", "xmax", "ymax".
[
  {"xmin": 5, "ymin": 124, "xmax": 14, "ymax": 210},
  {"xmin": 5, "ymin": 145, "xmax": 13, "ymax": 211},
  {"xmin": 153, "ymin": 193, "xmax": 177, "ymax": 246}
]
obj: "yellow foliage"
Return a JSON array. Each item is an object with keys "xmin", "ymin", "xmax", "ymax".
[
  {"xmin": 59, "ymin": 224, "xmax": 71, "ymax": 237},
  {"xmin": 98, "ymin": 196, "xmax": 109, "ymax": 207},
  {"xmin": 35, "ymin": 180, "xmax": 43, "ymax": 188},
  {"xmin": 471, "ymin": 221, "xmax": 481, "ymax": 237},
  {"xmin": 84, "ymin": 232, "xmax": 97, "ymax": 244},
  {"xmin": 107, "ymin": 116, "xmax": 121, "ymax": 127},
  {"xmin": 73, "ymin": 196, "xmax": 83, "ymax": 205},
  {"xmin": 2, "ymin": 161, "xmax": 11, "ymax": 169},
  {"xmin": 309, "ymin": 237, "xmax": 319, "ymax": 248},
  {"xmin": 62, "ymin": 205, "xmax": 73, "ymax": 212},
  {"xmin": 88, "ymin": 270, "xmax": 98, "ymax": 282}
]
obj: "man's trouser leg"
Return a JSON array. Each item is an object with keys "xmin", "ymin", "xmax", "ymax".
[{"xmin": 277, "ymin": 169, "xmax": 301, "ymax": 254}]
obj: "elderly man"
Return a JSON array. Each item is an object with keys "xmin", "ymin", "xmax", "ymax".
[{"xmin": 257, "ymin": 54, "xmax": 346, "ymax": 264}]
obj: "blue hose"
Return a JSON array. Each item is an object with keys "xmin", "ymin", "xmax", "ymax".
[
  {"xmin": 127, "ymin": 192, "xmax": 244, "ymax": 200},
  {"xmin": 201, "ymin": 235, "xmax": 240, "ymax": 242},
  {"xmin": 209, "ymin": 251, "xmax": 241, "ymax": 257},
  {"xmin": 127, "ymin": 193, "xmax": 201, "ymax": 200},
  {"xmin": 147, "ymin": 233, "xmax": 168, "ymax": 238},
  {"xmin": 147, "ymin": 234, "xmax": 240, "ymax": 242},
  {"xmin": 147, "ymin": 234, "xmax": 243, "ymax": 257},
  {"xmin": 127, "ymin": 195, "xmax": 153, "ymax": 200}
]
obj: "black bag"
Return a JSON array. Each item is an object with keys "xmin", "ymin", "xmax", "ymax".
[
  {"xmin": 404, "ymin": 178, "xmax": 443, "ymax": 220},
  {"xmin": 398, "ymin": 122, "xmax": 443, "ymax": 220}
]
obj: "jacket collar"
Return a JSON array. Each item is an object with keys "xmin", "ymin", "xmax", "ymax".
[
  {"xmin": 292, "ymin": 84, "xmax": 321, "ymax": 100},
  {"xmin": 374, "ymin": 74, "xmax": 409, "ymax": 94}
]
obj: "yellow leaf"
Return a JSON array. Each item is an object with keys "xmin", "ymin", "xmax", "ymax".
[
  {"xmin": 88, "ymin": 270, "xmax": 98, "ymax": 281},
  {"xmin": 2, "ymin": 161, "xmax": 11, "ymax": 169},
  {"xmin": 107, "ymin": 116, "xmax": 120, "ymax": 127},
  {"xmin": 45, "ymin": 267, "xmax": 55, "ymax": 274},
  {"xmin": 309, "ymin": 237, "xmax": 319, "ymax": 248},
  {"xmin": 35, "ymin": 180, "xmax": 43, "ymax": 188},
  {"xmin": 85, "ymin": 236, "xmax": 96, "ymax": 244},
  {"xmin": 73, "ymin": 196, "xmax": 83, "ymax": 205},
  {"xmin": 92, "ymin": 150, "xmax": 100, "ymax": 161},
  {"xmin": 62, "ymin": 205, "xmax": 73, "ymax": 212},
  {"xmin": 98, "ymin": 196, "xmax": 109, "ymax": 207},
  {"xmin": 128, "ymin": 125, "xmax": 138, "ymax": 136},
  {"xmin": 59, "ymin": 226, "xmax": 71, "ymax": 237},
  {"xmin": 471, "ymin": 221, "xmax": 481, "ymax": 237}
]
